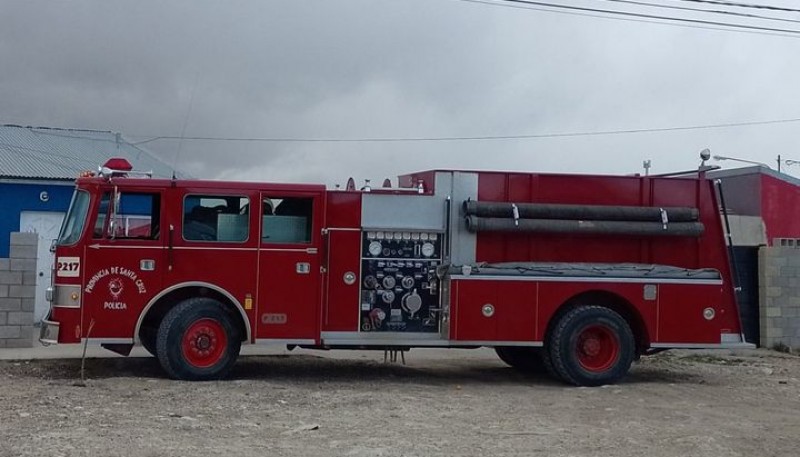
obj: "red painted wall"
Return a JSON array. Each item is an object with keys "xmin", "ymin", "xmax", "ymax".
[{"xmin": 760, "ymin": 174, "xmax": 800, "ymax": 243}]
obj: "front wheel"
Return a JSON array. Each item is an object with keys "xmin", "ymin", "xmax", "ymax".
[
  {"xmin": 547, "ymin": 306, "xmax": 635, "ymax": 386},
  {"xmin": 156, "ymin": 298, "xmax": 241, "ymax": 381}
]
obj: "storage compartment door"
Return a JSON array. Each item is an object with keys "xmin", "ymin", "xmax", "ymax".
[{"xmin": 451, "ymin": 279, "xmax": 537, "ymax": 343}]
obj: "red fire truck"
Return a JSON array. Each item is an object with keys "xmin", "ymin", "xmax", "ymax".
[{"xmin": 40, "ymin": 158, "xmax": 751, "ymax": 386}]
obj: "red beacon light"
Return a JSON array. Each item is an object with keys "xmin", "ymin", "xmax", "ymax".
[
  {"xmin": 103, "ymin": 158, "xmax": 133, "ymax": 172},
  {"xmin": 98, "ymin": 157, "xmax": 153, "ymax": 179}
]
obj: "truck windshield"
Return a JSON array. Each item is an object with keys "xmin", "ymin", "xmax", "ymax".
[{"xmin": 57, "ymin": 190, "xmax": 91, "ymax": 246}]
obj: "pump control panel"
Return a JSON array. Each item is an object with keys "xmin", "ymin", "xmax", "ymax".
[{"xmin": 360, "ymin": 230, "xmax": 443, "ymax": 333}]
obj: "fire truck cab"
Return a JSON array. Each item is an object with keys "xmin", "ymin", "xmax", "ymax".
[{"xmin": 41, "ymin": 159, "xmax": 751, "ymax": 386}]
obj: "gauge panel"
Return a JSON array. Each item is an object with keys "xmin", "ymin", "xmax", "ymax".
[
  {"xmin": 360, "ymin": 230, "xmax": 443, "ymax": 333},
  {"xmin": 363, "ymin": 231, "xmax": 442, "ymax": 259}
]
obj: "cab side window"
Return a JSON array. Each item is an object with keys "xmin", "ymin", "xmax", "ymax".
[
  {"xmin": 262, "ymin": 197, "xmax": 313, "ymax": 244},
  {"xmin": 93, "ymin": 192, "xmax": 111, "ymax": 238},
  {"xmin": 183, "ymin": 195, "xmax": 250, "ymax": 242},
  {"xmin": 95, "ymin": 192, "xmax": 160, "ymax": 240}
]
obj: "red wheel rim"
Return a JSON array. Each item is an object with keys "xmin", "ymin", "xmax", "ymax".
[
  {"xmin": 575, "ymin": 324, "xmax": 620, "ymax": 373},
  {"xmin": 181, "ymin": 318, "xmax": 228, "ymax": 369}
]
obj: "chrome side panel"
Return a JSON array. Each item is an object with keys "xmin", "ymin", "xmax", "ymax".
[
  {"xmin": 361, "ymin": 193, "xmax": 447, "ymax": 231},
  {"xmin": 449, "ymin": 275, "xmax": 724, "ymax": 285},
  {"xmin": 53, "ymin": 284, "xmax": 82, "ymax": 308},
  {"xmin": 651, "ymin": 332, "xmax": 756, "ymax": 349},
  {"xmin": 254, "ymin": 338, "xmax": 316, "ymax": 346},
  {"xmin": 436, "ymin": 171, "xmax": 478, "ymax": 266},
  {"xmin": 319, "ymin": 331, "xmax": 542, "ymax": 347}
]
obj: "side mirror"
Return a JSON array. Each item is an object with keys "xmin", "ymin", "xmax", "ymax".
[{"xmin": 109, "ymin": 186, "xmax": 120, "ymax": 239}]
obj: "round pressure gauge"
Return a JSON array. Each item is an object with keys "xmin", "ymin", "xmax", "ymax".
[
  {"xmin": 401, "ymin": 276, "xmax": 415, "ymax": 289},
  {"xmin": 368, "ymin": 241, "xmax": 382, "ymax": 257},
  {"xmin": 382, "ymin": 276, "xmax": 397, "ymax": 289},
  {"xmin": 382, "ymin": 290, "xmax": 396, "ymax": 304},
  {"xmin": 364, "ymin": 276, "xmax": 378, "ymax": 289},
  {"xmin": 421, "ymin": 242, "xmax": 435, "ymax": 258}
]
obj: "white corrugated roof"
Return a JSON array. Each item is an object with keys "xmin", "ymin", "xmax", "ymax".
[
  {"xmin": 708, "ymin": 165, "xmax": 800, "ymax": 188},
  {"xmin": 0, "ymin": 124, "xmax": 179, "ymax": 180}
]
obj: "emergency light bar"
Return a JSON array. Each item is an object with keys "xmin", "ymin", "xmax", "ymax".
[{"xmin": 97, "ymin": 158, "xmax": 153, "ymax": 179}]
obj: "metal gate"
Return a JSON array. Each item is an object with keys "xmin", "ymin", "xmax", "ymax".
[{"xmin": 20, "ymin": 211, "xmax": 65, "ymax": 323}]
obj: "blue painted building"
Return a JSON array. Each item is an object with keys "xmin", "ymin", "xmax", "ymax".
[
  {"xmin": 0, "ymin": 124, "xmax": 177, "ymax": 256},
  {"xmin": 0, "ymin": 180, "xmax": 74, "ymax": 258},
  {"xmin": 0, "ymin": 124, "xmax": 178, "ymax": 321}
]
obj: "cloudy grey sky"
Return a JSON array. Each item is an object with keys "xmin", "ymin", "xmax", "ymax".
[{"xmin": 2, "ymin": 0, "xmax": 799, "ymax": 185}]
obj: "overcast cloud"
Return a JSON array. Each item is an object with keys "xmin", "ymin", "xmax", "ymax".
[{"xmin": 1, "ymin": 0, "xmax": 798, "ymax": 185}]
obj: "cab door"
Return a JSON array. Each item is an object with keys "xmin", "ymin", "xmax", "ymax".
[
  {"xmin": 82, "ymin": 188, "xmax": 164, "ymax": 340},
  {"xmin": 256, "ymin": 191, "xmax": 323, "ymax": 343}
]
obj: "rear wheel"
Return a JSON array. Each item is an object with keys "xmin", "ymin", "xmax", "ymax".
[
  {"xmin": 156, "ymin": 298, "xmax": 241, "ymax": 381},
  {"xmin": 547, "ymin": 306, "xmax": 635, "ymax": 386},
  {"xmin": 495, "ymin": 347, "xmax": 547, "ymax": 374}
]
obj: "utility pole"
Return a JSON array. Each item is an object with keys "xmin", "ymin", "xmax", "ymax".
[{"xmin": 778, "ymin": 154, "xmax": 782, "ymax": 173}]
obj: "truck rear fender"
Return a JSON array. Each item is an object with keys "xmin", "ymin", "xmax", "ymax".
[
  {"xmin": 545, "ymin": 290, "xmax": 650, "ymax": 355},
  {"xmin": 135, "ymin": 282, "xmax": 252, "ymax": 345}
]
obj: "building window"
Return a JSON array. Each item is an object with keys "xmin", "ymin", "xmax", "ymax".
[{"xmin": 776, "ymin": 238, "xmax": 800, "ymax": 248}]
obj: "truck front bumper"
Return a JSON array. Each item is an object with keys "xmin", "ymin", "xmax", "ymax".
[{"xmin": 39, "ymin": 319, "xmax": 60, "ymax": 346}]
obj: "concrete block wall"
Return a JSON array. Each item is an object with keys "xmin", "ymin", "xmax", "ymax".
[
  {"xmin": 759, "ymin": 246, "xmax": 800, "ymax": 350},
  {"xmin": 0, "ymin": 232, "xmax": 37, "ymax": 348}
]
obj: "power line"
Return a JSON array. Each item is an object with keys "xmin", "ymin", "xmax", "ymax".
[
  {"xmin": 128, "ymin": 116, "xmax": 800, "ymax": 144},
  {"xmin": 460, "ymin": 1, "xmax": 800, "ymax": 39},
  {"xmin": 455, "ymin": 0, "xmax": 800, "ymax": 37},
  {"xmin": 23, "ymin": 126, "xmax": 162, "ymax": 159},
  {"xmin": 490, "ymin": 0, "xmax": 800, "ymax": 34},
  {"xmin": 672, "ymin": 0, "xmax": 800, "ymax": 14},
  {"xmin": 29, "ymin": 128, "xmax": 119, "ymax": 143},
  {"xmin": 600, "ymin": 0, "xmax": 800, "ymax": 25}
]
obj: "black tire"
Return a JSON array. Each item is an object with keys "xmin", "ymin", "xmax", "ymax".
[
  {"xmin": 540, "ymin": 344, "xmax": 562, "ymax": 381},
  {"xmin": 156, "ymin": 298, "xmax": 241, "ymax": 381},
  {"xmin": 494, "ymin": 347, "xmax": 547, "ymax": 374},
  {"xmin": 547, "ymin": 306, "xmax": 635, "ymax": 387},
  {"xmin": 139, "ymin": 325, "xmax": 157, "ymax": 357}
]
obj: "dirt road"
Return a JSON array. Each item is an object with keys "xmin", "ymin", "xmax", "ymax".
[{"xmin": 1, "ymin": 348, "xmax": 798, "ymax": 457}]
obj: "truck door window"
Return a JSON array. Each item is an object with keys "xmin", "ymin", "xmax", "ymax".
[
  {"xmin": 99, "ymin": 192, "xmax": 161, "ymax": 239},
  {"xmin": 262, "ymin": 197, "xmax": 313, "ymax": 244},
  {"xmin": 183, "ymin": 195, "xmax": 250, "ymax": 242}
]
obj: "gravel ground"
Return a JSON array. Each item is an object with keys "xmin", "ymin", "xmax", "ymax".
[{"xmin": 1, "ymin": 348, "xmax": 799, "ymax": 457}]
